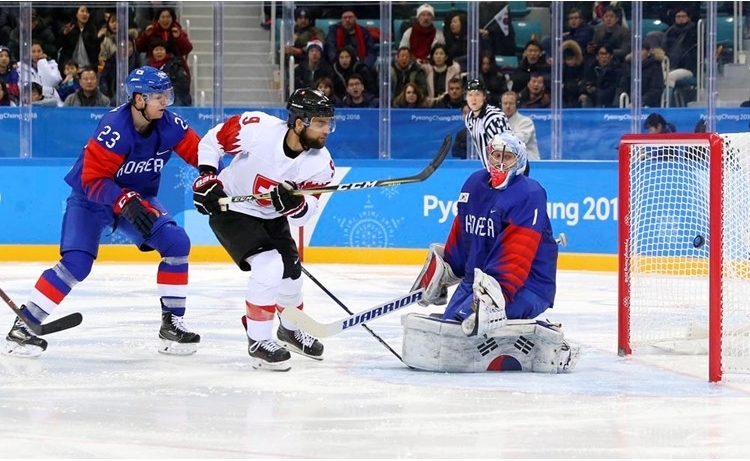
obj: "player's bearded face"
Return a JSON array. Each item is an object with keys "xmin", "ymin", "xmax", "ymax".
[{"xmin": 302, "ymin": 116, "xmax": 335, "ymax": 149}]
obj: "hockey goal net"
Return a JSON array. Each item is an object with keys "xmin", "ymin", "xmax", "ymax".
[{"xmin": 618, "ymin": 132, "xmax": 750, "ymax": 382}]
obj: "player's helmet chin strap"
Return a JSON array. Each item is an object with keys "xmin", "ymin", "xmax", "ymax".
[{"xmin": 132, "ymin": 95, "xmax": 151, "ymax": 123}]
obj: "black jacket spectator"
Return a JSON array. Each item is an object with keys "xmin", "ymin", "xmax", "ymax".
[
  {"xmin": 57, "ymin": 6, "xmax": 101, "ymax": 71},
  {"xmin": 664, "ymin": 13, "xmax": 698, "ymax": 75},
  {"xmin": 580, "ymin": 44, "xmax": 621, "ymax": 108},
  {"xmin": 615, "ymin": 43, "xmax": 666, "ymax": 108},
  {"xmin": 331, "ymin": 46, "xmax": 375, "ymax": 99}
]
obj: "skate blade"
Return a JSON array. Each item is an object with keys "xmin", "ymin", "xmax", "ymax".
[
  {"xmin": 278, "ymin": 341, "xmax": 324, "ymax": 361},
  {"xmin": 158, "ymin": 339, "xmax": 198, "ymax": 356},
  {"xmin": 251, "ymin": 358, "xmax": 291, "ymax": 372},
  {"xmin": 560, "ymin": 344, "xmax": 582, "ymax": 373},
  {"xmin": 2, "ymin": 340, "xmax": 44, "ymax": 358}
]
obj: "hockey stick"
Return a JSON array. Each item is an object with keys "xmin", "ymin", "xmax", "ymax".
[
  {"xmin": 280, "ymin": 288, "xmax": 425, "ymax": 338},
  {"xmin": 218, "ymin": 133, "xmax": 452, "ymax": 205},
  {"xmin": 0, "ymin": 287, "xmax": 82, "ymax": 335},
  {"xmin": 300, "ymin": 266, "xmax": 411, "ymax": 367},
  {"xmin": 556, "ymin": 232, "xmax": 568, "ymax": 247}
]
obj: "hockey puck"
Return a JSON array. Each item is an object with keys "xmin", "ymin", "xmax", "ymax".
[{"xmin": 693, "ymin": 235, "xmax": 705, "ymax": 248}]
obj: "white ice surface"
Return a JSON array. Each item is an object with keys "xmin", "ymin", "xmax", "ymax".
[{"xmin": 1, "ymin": 263, "xmax": 750, "ymax": 458}]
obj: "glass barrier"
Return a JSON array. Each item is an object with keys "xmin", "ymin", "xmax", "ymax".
[{"xmin": 0, "ymin": 1, "xmax": 743, "ymax": 158}]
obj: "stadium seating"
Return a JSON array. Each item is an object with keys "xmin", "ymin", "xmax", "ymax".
[{"xmin": 514, "ymin": 20, "xmax": 542, "ymax": 50}]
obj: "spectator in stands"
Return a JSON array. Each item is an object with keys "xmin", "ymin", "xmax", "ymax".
[
  {"xmin": 56, "ymin": 60, "xmax": 80, "ymax": 102},
  {"xmin": 136, "ymin": 7, "xmax": 193, "ymax": 77},
  {"xmin": 432, "ymin": 76, "xmax": 465, "ymax": 109},
  {"xmin": 561, "ymin": 40, "xmax": 585, "ymax": 108},
  {"xmin": 589, "ymin": 6, "xmax": 631, "ymax": 62},
  {"xmin": 663, "ymin": 7, "xmax": 698, "ymax": 91},
  {"xmin": 451, "ymin": 101, "xmax": 470, "ymax": 159},
  {"xmin": 478, "ymin": 50, "xmax": 505, "ymax": 105},
  {"xmin": 0, "ymin": 80, "xmax": 15, "ymax": 106},
  {"xmin": 341, "ymin": 73, "xmax": 379, "ymax": 108},
  {"xmin": 294, "ymin": 40, "xmax": 334, "ymax": 90},
  {"xmin": 0, "ymin": 45, "xmax": 19, "ymax": 102},
  {"xmin": 58, "ymin": 5, "xmax": 100, "ymax": 71},
  {"xmin": 615, "ymin": 41, "xmax": 665, "ymax": 108},
  {"xmin": 63, "ymin": 66, "xmax": 109, "ymax": 107},
  {"xmin": 331, "ymin": 45, "xmax": 375, "ymax": 100},
  {"xmin": 0, "ymin": 8, "xmax": 15, "ymax": 48},
  {"xmin": 510, "ymin": 40, "xmax": 551, "ymax": 92},
  {"xmin": 99, "ymin": 34, "xmax": 140, "ymax": 101},
  {"xmin": 501, "ymin": 91, "xmax": 540, "ymax": 160},
  {"xmin": 421, "ymin": 43, "xmax": 461, "ymax": 106},
  {"xmin": 390, "ymin": 46, "xmax": 428, "ymax": 103},
  {"xmin": 563, "ymin": 8, "xmax": 594, "ymax": 52},
  {"xmin": 517, "ymin": 72, "xmax": 550, "ymax": 109},
  {"xmin": 643, "ymin": 113, "xmax": 676, "ymax": 133},
  {"xmin": 399, "ymin": 3, "xmax": 445, "ymax": 64},
  {"xmin": 8, "ymin": 8, "xmax": 58, "ymax": 62},
  {"xmin": 148, "ymin": 39, "xmax": 192, "ymax": 106},
  {"xmin": 285, "ymin": 6, "xmax": 326, "ymax": 64},
  {"xmin": 30, "ymin": 81, "xmax": 57, "ymax": 107},
  {"xmin": 393, "ymin": 81, "xmax": 429, "ymax": 108},
  {"xmin": 16, "ymin": 40, "xmax": 63, "ymax": 106},
  {"xmin": 98, "ymin": 14, "xmax": 119, "ymax": 73},
  {"xmin": 443, "ymin": 11, "xmax": 468, "ymax": 71},
  {"xmin": 315, "ymin": 76, "xmax": 342, "ymax": 107},
  {"xmin": 324, "ymin": 8, "xmax": 376, "ymax": 68},
  {"xmin": 580, "ymin": 43, "xmax": 620, "ymax": 108},
  {"xmin": 479, "ymin": 2, "xmax": 517, "ymax": 57}
]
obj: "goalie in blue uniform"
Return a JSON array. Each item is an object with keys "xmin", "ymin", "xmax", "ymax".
[{"xmin": 404, "ymin": 131, "xmax": 579, "ymax": 373}]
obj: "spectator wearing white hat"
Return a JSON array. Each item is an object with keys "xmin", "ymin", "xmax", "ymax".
[
  {"xmin": 294, "ymin": 40, "xmax": 334, "ymax": 90},
  {"xmin": 399, "ymin": 3, "xmax": 445, "ymax": 64}
]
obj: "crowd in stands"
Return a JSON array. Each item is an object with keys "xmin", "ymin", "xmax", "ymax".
[
  {"xmin": 280, "ymin": 2, "xmax": 708, "ymax": 111},
  {"xmin": 0, "ymin": 3, "xmax": 193, "ymax": 108}
]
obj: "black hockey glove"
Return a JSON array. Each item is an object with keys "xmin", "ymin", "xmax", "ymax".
[
  {"xmin": 192, "ymin": 166, "xmax": 227, "ymax": 215},
  {"xmin": 114, "ymin": 190, "xmax": 160, "ymax": 239},
  {"xmin": 270, "ymin": 181, "xmax": 305, "ymax": 216}
]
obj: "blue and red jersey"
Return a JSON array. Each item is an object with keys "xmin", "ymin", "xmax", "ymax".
[{"xmin": 64, "ymin": 104, "xmax": 200, "ymax": 205}]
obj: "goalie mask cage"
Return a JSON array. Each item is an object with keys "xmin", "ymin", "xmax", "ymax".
[{"xmin": 618, "ymin": 132, "xmax": 750, "ymax": 383}]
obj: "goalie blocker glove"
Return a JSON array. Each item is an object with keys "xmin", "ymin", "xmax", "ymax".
[
  {"xmin": 192, "ymin": 166, "xmax": 227, "ymax": 215},
  {"xmin": 270, "ymin": 181, "xmax": 307, "ymax": 217},
  {"xmin": 114, "ymin": 190, "xmax": 160, "ymax": 239}
]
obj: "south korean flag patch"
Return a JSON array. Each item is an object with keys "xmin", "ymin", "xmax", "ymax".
[{"xmin": 458, "ymin": 192, "xmax": 469, "ymax": 203}]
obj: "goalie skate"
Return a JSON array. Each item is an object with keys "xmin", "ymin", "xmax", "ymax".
[
  {"xmin": 158, "ymin": 312, "xmax": 200, "ymax": 356},
  {"xmin": 3, "ymin": 317, "xmax": 48, "ymax": 358}
]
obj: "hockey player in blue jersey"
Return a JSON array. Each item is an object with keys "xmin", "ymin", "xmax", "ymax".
[
  {"xmin": 403, "ymin": 131, "xmax": 579, "ymax": 373},
  {"xmin": 4, "ymin": 66, "xmax": 202, "ymax": 357}
]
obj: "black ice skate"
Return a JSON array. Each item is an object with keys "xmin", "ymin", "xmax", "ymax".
[
  {"xmin": 4, "ymin": 316, "xmax": 48, "ymax": 358},
  {"xmin": 247, "ymin": 337, "xmax": 292, "ymax": 371},
  {"xmin": 241, "ymin": 315, "xmax": 291, "ymax": 371},
  {"xmin": 158, "ymin": 311, "xmax": 200, "ymax": 356},
  {"xmin": 277, "ymin": 323, "xmax": 324, "ymax": 361}
]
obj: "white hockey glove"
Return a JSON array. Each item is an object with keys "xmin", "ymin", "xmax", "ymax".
[
  {"xmin": 461, "ymin": 268, "xmax": 507, "ymax": 337},
  {"xmin": 410, "ymin": 243, "xmax": 461, "ymax": 307}
]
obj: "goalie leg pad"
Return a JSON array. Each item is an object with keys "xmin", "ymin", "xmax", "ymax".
[
  {"xmin": 410, "ymin": 244, "xmax": 460, "ymax": 307},
  {"xmin": 401, "ymin": 313, "xmax": 580, "ymax": 373}
]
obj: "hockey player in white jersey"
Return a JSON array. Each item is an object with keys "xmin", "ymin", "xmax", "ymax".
[{"xmin": 192, "ymin": 88, "xmax": 336, "ymax": 371}]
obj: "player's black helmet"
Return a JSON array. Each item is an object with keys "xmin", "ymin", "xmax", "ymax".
[
  {"xmin": 465, "ymin": 78, "xmax": 486, "ymax": 93},
  {"xmin": 286, "ymin": 88, "xmax": 335, "ymax": 127}
]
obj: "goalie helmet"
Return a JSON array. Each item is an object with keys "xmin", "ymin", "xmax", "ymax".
[
  {"xmin": 287, "ymin": 88, "xmax": 335, "ymax": 129},
  {"xmin": 485, "ymin": 131, "xmax": 528, "ymax": 190},
  {"xmin": 126, "ymin": 66, "xmax": 174, "ymax": 105}
]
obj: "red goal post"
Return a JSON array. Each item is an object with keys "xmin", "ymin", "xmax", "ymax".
[{"xmin": 618, "ymin": 132, "xmax": 750, "ymax": 383}]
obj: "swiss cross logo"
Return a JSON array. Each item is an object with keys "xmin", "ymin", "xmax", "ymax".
[{"xmin": 253, "ymin": 175, "xmax": 278, "ymax": 207}]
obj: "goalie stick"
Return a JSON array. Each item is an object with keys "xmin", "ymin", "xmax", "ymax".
[
  {"xmin": 0, "ymin": 287, "xmax": 82, "ymax": 335},
  {"xmin": 280, "ymin": 288, "xmax": 426, "ymax": 338},
  {"xmin": 218, "ymin": 133, "xmax": 452, "ymax": 205}
]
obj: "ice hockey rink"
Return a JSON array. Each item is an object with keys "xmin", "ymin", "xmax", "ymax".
[{"xmin": 2, "ymin": 262, "xmax": 750, "ymax": 458}]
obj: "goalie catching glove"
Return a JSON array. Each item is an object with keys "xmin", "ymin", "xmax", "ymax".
[
  {"xmin": 270, "ymin": 180, "xmax": 306, "ymax": 216},
  {"xmin": 461, "ymin": 268, "xmax": 508, "ymax": 337},
  {"xmin": 114, "ymin": 190, "xmax": 161, "ymax": 239},
  {"xmin": 410, "ymin": 243, "xmax": 461, "ymax": 306},
  {"xmin": 193, "ymin": 166, "xmax": 227, "ymax": 215}
]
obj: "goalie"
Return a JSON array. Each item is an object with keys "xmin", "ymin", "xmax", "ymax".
[{"xmin": 404, "ymin": 131, "xmax": 579, "ymax": 373}]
